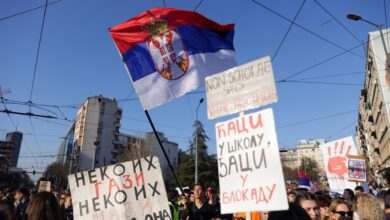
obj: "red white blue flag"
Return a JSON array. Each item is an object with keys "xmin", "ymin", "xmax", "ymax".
[{"xmin": 109, "ymin": 8, "xmax": 236, "ymax": 110}]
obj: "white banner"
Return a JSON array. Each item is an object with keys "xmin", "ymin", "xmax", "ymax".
[
  {"xmin": 320, "ymin": 136, "xmax": 358, "ymax": 193},
  {"xmin": 38, "ymin": 181, "xmax": 51, "ymax": 192},
  {"xmin": 68, "ymin": 156, "xmax": 170, "ymax": 220},
  {"xmin": 206, "ymin": 56, "xmax": 277, "ymax": 120},
  {"xmin": 216, "ymin": 108, "xmax": 288, "ymax": 213}
]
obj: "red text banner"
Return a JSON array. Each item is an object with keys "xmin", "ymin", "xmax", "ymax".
[
  {"xmin": 68, "ymin": 156, "xmax": 170, "ymax": 220},
  {"xmin": 216, "ymin": 108, "xmax": 288, "ymax": 213}
]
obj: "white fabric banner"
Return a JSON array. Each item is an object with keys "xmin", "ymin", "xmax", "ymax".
[
  {"xmin": 320, "ymin": 136, "xmax": 358, "ymax": 194},
  {"xmin": 216, "ymin": 108, "xmax": 288, "ymax": 213}
]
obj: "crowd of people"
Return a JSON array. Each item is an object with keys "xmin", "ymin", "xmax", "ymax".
[
  {"xmin": 170, "ymin": 184, "xmax": 390, "ymax": 220},
  {"xmin": 0, "ymin": 187, "xmax": 73, "ymax": 220},
  {"xmin": 1, "ymin": 183, "xmax": 390, "ymax": 220}
]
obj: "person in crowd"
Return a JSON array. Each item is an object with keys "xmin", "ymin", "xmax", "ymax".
[
  {"xmin": 260, "ymin": 211, "xmax": 269, "ymax": 220},
  {"xmin": 168, "ymin": 190, "xmax": 179, "ymax": 220},
  {"xmin": 26, "ymin": 191, "xmax": 65, "ymax": 220},
  {"xmin": 354, "ymin": 186, "xmax": 364, "ymax": 195},
  {"xmin": 352, "ymin": 193, "xmax": 383, "ymax": 220},
  {"xmin": 63, "ymin": 193, "xmax": 73, "ymax": 220},
  {"xmin": 328, "ymin": 198, "xmax": 352, "ymax": 220},
  {"xmin": 178, "ymin": 194, "xmax": 190, "ymax": 220},
  {"xmin": 0, "ymin": 199, "xmax": 15, "ymax": 220},
  {"xmin": 14, "ymin": 187, "xmax": 30, "ymax": 220},
  {"xmin": 316, "ymin": 194, "xmax": 331, "ymax": 220},
  {"xmin": 384, "ymin": 190, "xmax": 390, "ymax": 219},
  {"xmin": 268, "ymin": 202, "xmax": 311, "ymax": 220},
  {"xmin": 187, "ymin": 183, "xmax": 216, "ymax": 220},
  {"xmin": 342, "ymin": 188, "xmax": 355, "ymax": 208},
  {"xmin": 295, "ymin": 192, "xmax": 320, "ymax": 220},
  {"xmin": 287, "ymin": 191, "xmax": 297, "ymax": 203},
  {"xmin": 29, "ymin": 190, "xmax": 37, "ymax": 201}
]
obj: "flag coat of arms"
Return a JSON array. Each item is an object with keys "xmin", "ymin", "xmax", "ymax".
[{"xmin": 109, "ymin": 7, "xmax": 236, "ymax": 110}]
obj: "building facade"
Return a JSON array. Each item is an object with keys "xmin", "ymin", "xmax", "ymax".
[
  {"xmin": 356, "ymin": 29, "xmax": 390, "ymax": 184},
  {"xmin": 5, "ymin": 131, "xmax": 23, "ymax": 167},
  {"xmin": 145, "ymin": 132, "xmax": 178, "ymax": 181},
  {"xmin": 56, "ymin": 123, "xmax": 75, "ymax": 172},
  {"xmin": 0, "ymin": 141, "xmax": 15, "ymax": 173},
  {"xmin": 296, "ymin": 139, "xmax": 325, "ymax": 173},
  {"xmin": 72, "ymin": 96, "xmax": 122, "ymax": 172},
  {"xmin": 279, "ymin": 148, "xmax": 298, "ymax": 170}
]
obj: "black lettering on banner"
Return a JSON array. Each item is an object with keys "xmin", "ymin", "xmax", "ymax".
[
  {"xmin": 149, "ymin": 182, "xmax": 160, "ymax": 196},
  {"xmin": 133, "ymin": 159, "xmax": 143, "ymax": 173},
  {"xmin": 88, "ymin": 170, "xmax": 97, "ymax": 183},
  {"xmin": 74, "ymin": 172, "xmax": 85, "ymax": 187},
  {"xmin": 100, "ymin": 166, "xmax": 110, "ymax": 181},
  {"xmin": 113, "ymin": 164, "xmax": 125, "ymax": 176},
  {"xmin": 145, "ymin": 214, "xmax": 153, "ymax": 220},
  {"xmin": 163, "ymin": 209, "xmax": 172, "ymax": 220},
  {"xmin": 115, "ymin": 190, "xmax": 127, "ymax": 204},
  {"xmin": 135, "ymin": 186, "xmax": 146, "ymax": 200},
  {"xmin": 218, "ymin": 143, "xmax": 224, "ymax": 156},
  {"xmin": 253, "ymin": 148, "xmax": 267, "ymax": 169},
  {"xmin": 92, "ymin": 197, "xmax": 100, "ymax": 212},
  {"xmin": 103, "ymin": 193, "xmax": 114, "ymax": 209},
  {"xmin": 239, "ymin": 152, "xmax": 252, "ymax": 172},
  {"xmin": 219, "ymin": 158, "xmax": 227, "ymax": 177},
  {"xmin": 145, "ymin": 156, "xmax": 156, "ymax": 170},
  {"xmin": 79, "ymin": 200, "xmax": 89, "ymax": 216},
  {"xmin": 154, "ymin": 211, "xmax": 164, "ymax": 220},
  {"xmin": 228, "ymin": 155, "xmax": 238, "ymax": 175}
]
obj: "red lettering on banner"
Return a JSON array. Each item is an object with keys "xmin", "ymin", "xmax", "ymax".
[
  {"xmin": 240, "ymin": 175, "xmax": 248, "ymax": 187},
  {"xmin": 95, "ymin": 182, "xmax": 102, "ymax": 197},
  {"xmin": 108, "ymin": 178, "xmax": 121, "ymax": 194},
  {"xmin": 221, "ymin": 183, "xmax": 276, "ymax": 205},
  {"xmin": 249, "ymin": 113, "xmax": 262, "ymax": 129},
  {"xmin": 123, "ymin": 175, "xmax": 133, "ymax": 188}
]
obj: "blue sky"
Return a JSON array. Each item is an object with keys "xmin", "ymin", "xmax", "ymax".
[{"xmin": 1, "ymin": 0, "xmax": 387, "ymax": 177}]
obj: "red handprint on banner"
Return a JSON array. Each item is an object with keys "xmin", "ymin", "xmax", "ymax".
[{"xmin": 327, "ymin": 141, "xmax": 351, "ymax": 180}]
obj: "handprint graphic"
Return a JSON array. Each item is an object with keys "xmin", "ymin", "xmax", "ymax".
[{"xmin": 326, "ymin": 140, "xmax": 352, "ymax": 188}]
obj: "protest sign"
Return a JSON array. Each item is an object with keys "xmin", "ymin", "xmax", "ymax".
[
  {"xmin": 348, "ymin": 155, "xmax": 366, "ymax": 182},
  {"xmin": 68, "ymin": 156, "xmax": 170, "ymax": 220},
  {"xmin": 320, "ymin": 136, "xmax": 358, "ymax": 193},
  {"xmin": 38, "ymin": 181, "xmax": 51, "ymax": 192},
  {"xmin": 206, "ymin": 56, "xmax": 277, "ymax": 120},
  {"xmin": 216, "ymin": 108, "xmax": 288, "ymax": 213}
]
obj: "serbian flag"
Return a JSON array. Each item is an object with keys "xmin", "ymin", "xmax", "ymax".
[
  {"xmin": 298, "ymin": 171, "xmax": 310, "ymax": 189},
  {"xmin": 109, "ymin": 8, "xmax": 236, "ymax": 110}
]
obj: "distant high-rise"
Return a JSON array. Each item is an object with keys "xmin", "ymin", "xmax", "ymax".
[
  {"xmin": 72, "ymin": 96, "xmax": 122, "ymax": 172},
  {"xmin": 5, "ymin": 131, "xmax": 23, "ymax": 167}
]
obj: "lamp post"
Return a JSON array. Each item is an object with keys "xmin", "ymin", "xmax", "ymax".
[
  {"xmin": 347, "ymin": 13, "xmax": 390, "ymax": 86},
  {"xmin": 195, "ymin": 98, "xmax": 204, "ymax": 184}
]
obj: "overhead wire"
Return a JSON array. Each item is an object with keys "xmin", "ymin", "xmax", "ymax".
[
  {"xmin": 327, "ymin": 120, "xmax": 357, "ymax": 140},
  {"xmin": 279, "ymin": 41, "xmax": 364, "ymax": 81},
  {"xmin": 293, "ymin": 71, "xmax": 364, "ymax": 81},
  {"xmin": 193, "ymin": 0, "xmax": 204, "ymax": 12},
  {"xmin": 272, "ymin": 0, "xmax": 306, "ymax": 61},
  {"xmin": 313, "ymin": 0, "xmax": 361, "ymax": 43},
  {"xmin": 276, "ymin": 109, "xmax": 357, "ymax": 129},
  {"xmin": 250, "ymin": 0, "xmax": 363, "ymax": 59},
  {"xmin": 0, "ymin": 85, "xmax": 18, "ymax": 130},
  {"xmin": 0, "ymin": 0, "xmax": 62, "ymax": 22},
  {"xmin": 277, "ymin": 80, "xmax": 363, "ymax": 86},
  {"xmin": 28, "ymin": 0, "xmax": 49, "ymax": 103}
]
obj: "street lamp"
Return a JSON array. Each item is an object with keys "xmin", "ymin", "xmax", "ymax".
[
  {"xmin": 195, "ymin": 98, "xmax": 204, "ymax": 184},
  {"xmin": 347, "ymin": 13, "xmax": 390, "ymax": 86}
]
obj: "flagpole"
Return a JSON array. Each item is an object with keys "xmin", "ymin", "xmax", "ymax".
[{"xmin": 144, "ymin": 110, "xmax": 184, "ymax": 194}]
